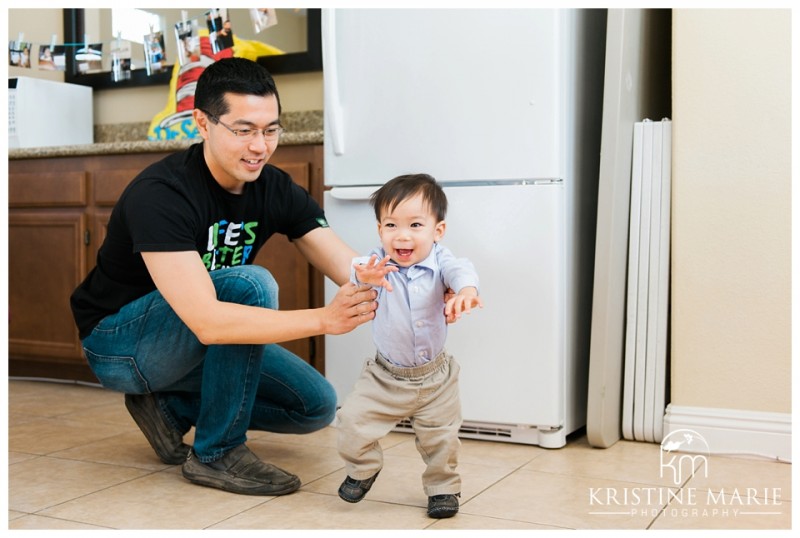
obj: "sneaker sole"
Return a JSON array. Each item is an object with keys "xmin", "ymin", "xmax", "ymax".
[
  {"xmin": 428, "ymin": 507, "xmax": 459, "ymax": 518},
  {"xmin": 338, "ymin": 490, "xmax": 365, "ymax": 503}
]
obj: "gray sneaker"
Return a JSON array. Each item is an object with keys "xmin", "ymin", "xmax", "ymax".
[
  {"xmin": 338, "ymin": 471, "xmax": 380, "ymax": 503},
  {"xmin": 427, "ymin": 493, "xmax": 460, "ymax": 518},
  {"xmin": 182, "ymin": 444, "xmax": 301, "ymax": 496},
  {"xmin": 125, "ymin": 393, "xmax": 191, "ymax": 465}
]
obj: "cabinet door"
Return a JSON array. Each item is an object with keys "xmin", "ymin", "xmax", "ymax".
[
  {"xmin": 267, "ymin": 145, "xmax": 325, "ymax": 370},
  {"xmin": 8, "ymin": 211, "xmax": 87, "ymax": 360},
  {"xmin": 253, "ymin": 160, "xmax": 314, "ymax": 361}
]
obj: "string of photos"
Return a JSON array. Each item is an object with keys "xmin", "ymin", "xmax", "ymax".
[{"xmin": 8, "ymin": 8, "xmax": 277, "ymax": 82}]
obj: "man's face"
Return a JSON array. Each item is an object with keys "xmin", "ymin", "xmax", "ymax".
[{"xmin": 195, "ymin": 93, "xmax": 281, "ymax": 194}]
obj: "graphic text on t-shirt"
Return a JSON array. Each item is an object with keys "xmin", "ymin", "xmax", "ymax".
[{"xmin": 203, "ymin": 219, "xmax": 259, "ymax": 270}]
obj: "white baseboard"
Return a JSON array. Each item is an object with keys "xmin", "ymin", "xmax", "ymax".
[{"xmin": 663, "ymin": 404, "xmax": 791, "ymax": 462}]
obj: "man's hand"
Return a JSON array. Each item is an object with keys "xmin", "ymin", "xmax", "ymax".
[
  {"xmin": 323, "ymin": 282, "xmax": 380, "ymax": 334},
  {"xmin": 353, "ymin": 254, "xmax": 398, "ymax": 292}
]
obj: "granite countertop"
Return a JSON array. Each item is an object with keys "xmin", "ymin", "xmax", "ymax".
[{"xmin": 9, "ymin": 110, "xmax": 323, "ymax": 160}]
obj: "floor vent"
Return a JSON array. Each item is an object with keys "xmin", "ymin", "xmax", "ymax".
[{"xmin": 393, "ymin": 419, "xmax": 545, "ymax": 445}]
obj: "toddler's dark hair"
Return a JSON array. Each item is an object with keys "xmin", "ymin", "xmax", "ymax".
[{"xmin": 370, "ymin": 173, "xmax": 447, "ymax": 222}]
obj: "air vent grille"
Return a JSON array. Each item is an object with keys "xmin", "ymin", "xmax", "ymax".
[{"xmin": 392, "ymin": 419, "xmax": 546, "ymax": 445}]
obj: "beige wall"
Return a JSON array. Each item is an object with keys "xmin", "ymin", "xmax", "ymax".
[
  {"xmin": 671, "ymin": 9, "xmax": 791, "ymax": 413},
  {"xmin": 7, "ymin": 9, "xmax": 323, "ymax": 124},
  {"xmin": 7, "ymin": 9, "xmax": 65, "ymax": 84}
]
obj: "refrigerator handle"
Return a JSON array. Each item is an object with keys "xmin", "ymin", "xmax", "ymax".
[
  {"xmin": 322, "ymin": 9, "xmax": 346, "ymax": 156},
  {"xmin": 328, "ymin": 186, "xmax": 380, "ymax": 200}
]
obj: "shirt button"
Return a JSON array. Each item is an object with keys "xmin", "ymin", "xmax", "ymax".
[{"xmin": 416, "ymin": 321, "xmax": 423, "ymax": 327}]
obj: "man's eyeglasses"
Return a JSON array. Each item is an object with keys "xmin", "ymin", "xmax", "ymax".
[{"xmin": 204, "ymin": 112, "xmax": 284, "ymax": 142}]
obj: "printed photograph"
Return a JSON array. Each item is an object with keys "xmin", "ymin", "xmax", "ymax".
[
  {"xmin": 37, "ymin": 44, "xmax": 66, "ymax": 71},
  {"xmin": 9, "ymin": 41, "xmax": 32, "ymax": 68},
  {"xmin": 75, "ymin": 42, "xmax": 103, "ymax": 74},
  {"xmin": 144, "ymin": 31, "xmax": 166, "ymax": 75}
]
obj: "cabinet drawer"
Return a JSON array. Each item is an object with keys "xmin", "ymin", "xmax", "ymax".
[
  {"xmin": 9, "ymin": 171, "xmax": 88, "ymax": 207},
  {"xmin": 93, "ymin": 169, "xmax": 139, "ymax": 206}
]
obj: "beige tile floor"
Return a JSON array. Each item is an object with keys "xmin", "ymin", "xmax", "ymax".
[{"xmin": 5, "ymin": 379, "xmax": 793, "ymax": 531}]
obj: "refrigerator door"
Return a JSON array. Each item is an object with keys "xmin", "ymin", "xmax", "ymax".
[
  {"xmin": 324, "ymin": 182, "xmax": 566, "ymax": 429},
  {"xmin": 322, "ymin": 9, "xmax": 571, "ymax": 186}
]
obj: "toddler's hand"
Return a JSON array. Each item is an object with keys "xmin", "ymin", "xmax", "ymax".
[
  {"xmin": 444, "ymin": 289, "xmax": 483, "ymax": 323},
  {"xmin": 354, "ymin": 254, "xmax": 397, "ymax": 291}
]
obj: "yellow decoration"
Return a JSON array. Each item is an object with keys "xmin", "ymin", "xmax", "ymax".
[{"xmin": 148, "ymin": 31, "xmax": 283, "ymax": 141}]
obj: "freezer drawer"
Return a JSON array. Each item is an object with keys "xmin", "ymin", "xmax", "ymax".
[{"xmin": 324, "ymin": 182, "xmax": 567, "ymax": 442}]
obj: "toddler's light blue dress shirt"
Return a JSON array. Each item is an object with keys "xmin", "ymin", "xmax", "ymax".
[{"xmin": 351, "ymin": 242, "xmax": 479, "ymax": 367}]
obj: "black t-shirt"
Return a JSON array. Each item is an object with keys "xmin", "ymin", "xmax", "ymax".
[{"xmin": 70, "ymin": 142, "xmax": 327, "ymax": 339}]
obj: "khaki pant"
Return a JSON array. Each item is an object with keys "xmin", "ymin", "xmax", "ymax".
[{"xmin": 336, "ymin": 351, "xmax": 462, "ymax": 496}]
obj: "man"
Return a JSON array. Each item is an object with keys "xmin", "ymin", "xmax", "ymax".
[{"xmin": 70, "ymin": 57, "xmax": 386, "ymax": 496}]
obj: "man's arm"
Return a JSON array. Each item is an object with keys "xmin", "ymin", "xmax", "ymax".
[
  {"xmin": 141, "ymin": 250, "xmax": 377, "ymax": 345},
  {"xmin": 293, "ymin": 226, "xmax": 360, "ymax": 286},
  {"xmin": 295, "ymin": 227, "xmax": 399, "ymax": 289}
]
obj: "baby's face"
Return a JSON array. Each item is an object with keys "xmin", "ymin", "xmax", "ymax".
[{"xmin": 377, "ymin": 193, "xmax": 445, "ymax": 267}]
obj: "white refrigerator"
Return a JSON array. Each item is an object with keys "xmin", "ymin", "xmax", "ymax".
[{"xmin": 321, "ymin": 8, "xmax": 607, "ymax": 448}]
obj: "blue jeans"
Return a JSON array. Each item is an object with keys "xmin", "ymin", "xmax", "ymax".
[{"xmin": 80, "ymin": 265, "xmax": 337, "ymax": 462}]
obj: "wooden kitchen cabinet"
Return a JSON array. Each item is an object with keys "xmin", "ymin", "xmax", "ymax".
[
  {"xmin": 9, "ymin": 161, "xmax": 93, "ymax": 381},
  {"xmin": 8, "ymin": 144, "xmax": 325, "ymax": 382}
]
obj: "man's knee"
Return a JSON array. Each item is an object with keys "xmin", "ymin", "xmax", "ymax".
[
  {"xmin": 306, "ymin": 380, "xmax": 338, "ymax": 431},
  {"xmin": 212, "ymin": 265, "xmax": 279, "ymax": 309}
]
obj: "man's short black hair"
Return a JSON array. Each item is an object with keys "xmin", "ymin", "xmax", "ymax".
[{"xmin": 194, "ymin": 57, "xmax": 281, "ymax": 118}]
